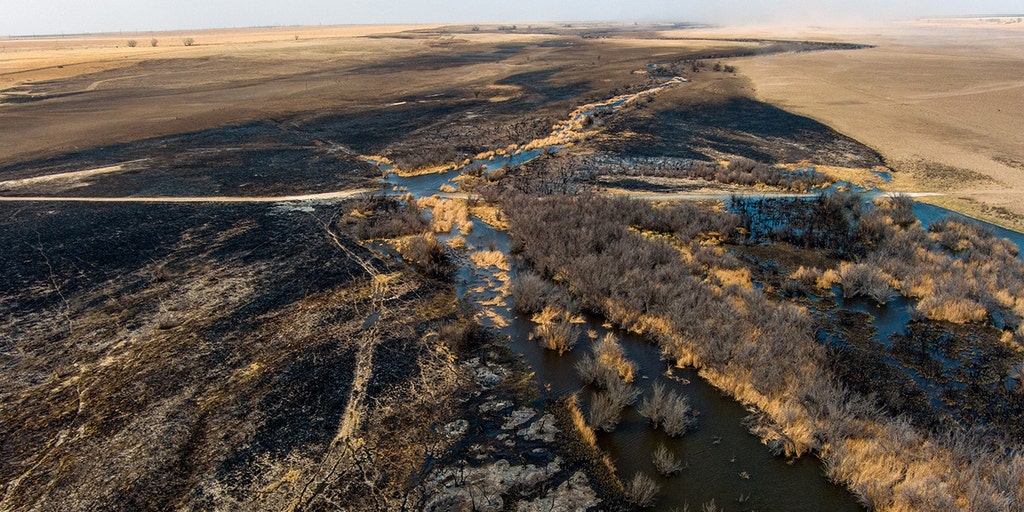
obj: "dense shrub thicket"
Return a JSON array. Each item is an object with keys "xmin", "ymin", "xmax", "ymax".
[
  {"xmin": 743, "ymin": 193, "xmax": 1024, "ymax": 330},
  {"xmin": 504, "ymin": 192, "xmax": 1024, "ymax": 512},
  {"xmin": 508, "ymin": 154, "xmax": 831, "ymax": 195}
]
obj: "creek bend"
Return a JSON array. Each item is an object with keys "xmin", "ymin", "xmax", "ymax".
[{"xmin": 381, "ymin": 177, "xmax": 864, "ymax": 511}]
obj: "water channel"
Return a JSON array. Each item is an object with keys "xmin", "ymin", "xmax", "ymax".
[
  {"xmin": 370, "ymin": 76, "xmax": 1024, "ymax": 510},
  {"xmin": 384, "ymin": 172, "xmax": 864, "ymax": 511}
]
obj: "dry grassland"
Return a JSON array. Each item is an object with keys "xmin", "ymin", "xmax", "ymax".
[{"xmin": 677, "ymin": 21, "xmax": 1024, "ymax": 230}]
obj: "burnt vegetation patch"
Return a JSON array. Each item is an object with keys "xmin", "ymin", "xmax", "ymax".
[
  {"xmin": 600, "ymin": 94, "xmax": 883, "ymax": 167},
  {"xmin": 0, "ymin": 120, "xmax": 380, "ymax": 198},
  {"xmin": 891, "ymin": 322, "xmax": 1024, "ymax": 437},
  {"xmin": 739, "ymin": 192, "xmax": 1024, "ymax": 437},
  {"xmin": 0, "ymin": 198, "xmax": 469, "ymax": 510}
]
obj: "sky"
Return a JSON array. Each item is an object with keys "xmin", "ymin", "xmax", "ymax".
[{"xmin": 2, "ymin": 0, "xmax": 1022, "ymax": 36}]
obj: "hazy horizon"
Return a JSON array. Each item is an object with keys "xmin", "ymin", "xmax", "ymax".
[{"xmin": 3, "ymin": 0, "xmax": 1023, "ymax": 37}]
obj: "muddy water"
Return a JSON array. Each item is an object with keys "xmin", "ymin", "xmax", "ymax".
[
  {"xmin": 833, "ymin": 291, "xmax": 914, "ymax": 348},
  {"xmin": 384, "ymin": 166, "xmax": 863, "ymax": 509}
]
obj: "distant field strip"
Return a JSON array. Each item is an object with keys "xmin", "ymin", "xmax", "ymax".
[{"xmin": 0, "ymin": 189, "xmax": 376, "ymax": 203}]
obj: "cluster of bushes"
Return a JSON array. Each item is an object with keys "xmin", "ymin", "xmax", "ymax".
[
  {"xmin": 637, "ymin": 382, "xmax": 694, "ymax": 437},
  {"xmin": 339, "ymin": 194, "xmax": 429, "ymax": 239},
  {"xmin": 395, "ymin": 234, "xmax": 454, "ymax": 279},
  {"xmin": 732, "ymin": 190, "xmax": 867, "ymax": 256},
  {"xmin": 386, "ymin": 145, "xmax": 462, "ymax": 172},
  {"xmin": 575, "ymin": 334, "xmax": 640, "ymax": 432},
  {"xmin": 590, "ymin": 155, "xmax": 831, "ymax": 192},
  {"xmin": 651, "ymin": 444, "xmax": 683, "ymax": 476},
  {"xmin": 872, "ymin": 214, "xmax": 1024, "ymax": 327},
  {"xmin": 837, "ymin": 262, "xmax": 895, "ymax": 305},
  {"xmin": 716, "ymin": 158, "xmax": 828, "ymax": 191},
  {"xmin": 576, "ymin": 333, "xmax": 636, "ymax": 384},
  {"xmin": 504, "ymin": 153, "xmax": 596, "ymax": 195},
  {"xmin": 503, "ymin": 192, "xmax": 1024, "ymax": 511},
  {"xmin": 764, "ymin": 192, "xmax": 1024, "ymax": 332},
  {"xmin": 514, "ymin": 154, "xmax": 832, "ymax": 198},
  {"xmin": 337, "ymin": 194, "xmax": 454, "ymax": 279}
]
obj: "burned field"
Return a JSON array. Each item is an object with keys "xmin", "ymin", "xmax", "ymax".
[
  {"xmin": 1, "ymin": 199, "xmax": 427, "ymax": 508},
  {"xmin": 0, "ymin": 121, "xmax": 381, "ymax": 198},
  {"xmin": 0, "ymin": 196, "xmax": 618, "ymax": 510}
]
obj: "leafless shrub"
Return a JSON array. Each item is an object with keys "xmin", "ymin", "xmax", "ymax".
[
  {"xmin": 838, "ymin": 262, "xmax": 893, "ymax": 305},
  {"xmin": 661, "ymin": 403, "xmax": 696, "ymax": 437},
  {"xmin": 625, "ymin": 472, "xmax": 660, "ymax": 508},
  {"xmin": 575, "ymin": 355, "xmax": 616, "ymax": 388},
  {"xmin": 588, "ymin": 391, "xmax": 624, "ymax": 432},
  {"xmin": 876, "ymin": 194, "xmax": 917, "ymax": 228},
  {"xmin": 183, "ymin": 37, "xmax": 195, "ymax": 46},
  {"xmin": 511, "ymin": 271, "xmax": 551, "ymax": 313},
  {"xmin": 637, "ymin": 382, "xmax": 668, "ymax": 425},
  {"xmin": 398, "ymin": 234, "xmax": 454, "ymax": 279},
  {"xmin": 652, "ymin": 444, "xmax": 683, "ymax": 476},
  {"xmin": 605, "ymin": 377, "xmax": 640, "ymax": 408},
  {"xmin": 150, "ymin": 38, "xmax": 158, "ymax": 47},
  {"xmin": 594, "ymin": 333, "xmax": 636, "ymax": 382},
  {"xmin": 638, "ymin": 382, "xmax": 694, "ymax": 437},
  {"xmin": 534, "ymin": 319, "xmax": 577, "ymax": 355},
  {"xmin": 126, "ymin": 39, "xmax": 138, "ymax": 47}
]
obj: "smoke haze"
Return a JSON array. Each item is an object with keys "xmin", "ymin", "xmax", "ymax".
[{"xmin": 2, "ymin": 0, "xmax": 1022, "ymax": 36}]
